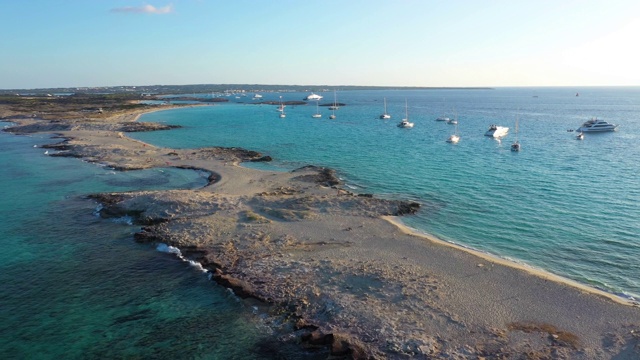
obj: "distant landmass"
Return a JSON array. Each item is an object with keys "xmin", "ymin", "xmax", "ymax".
[{"xmin": 0, "ymin": 84, "xmax": 492, "ymax": 96}]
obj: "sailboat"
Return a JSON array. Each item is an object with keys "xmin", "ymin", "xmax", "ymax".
[
  {"xmin": 312, "ymin": 100, "xmax": 322, "ymax": 118},
  {"xmin": 446, "ymin": 113, "xmax": 460, "ymax": 143},
  {"xmin": 436, "ymin": 99, "xmax": 450, "ymax": 121},
  {"xmin": 379, "ymin": 98, "xmax": 391, "ymax": 119},
  {"xmin": 279, "ymin": 96, "xmax": 286, "ymax": 118},
  {"xmin": 397, "ymin": 99, "xmax": 414, "ymax": 128},
  {"xmin": 328, "ymin": 90, "xmax": 339, "ymax": 110},
  {"xmin": 510, "ymin": 114, "xmax": 521, "ymax": 151}
]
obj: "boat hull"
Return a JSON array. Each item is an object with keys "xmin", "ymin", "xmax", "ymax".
[
  {"xmin": 484, "ymin": 126, "xmax": 509, "ymax": 138},
  {"xmin": 576, "ymin": 126, "xmax": 618, "ymax": 132}
]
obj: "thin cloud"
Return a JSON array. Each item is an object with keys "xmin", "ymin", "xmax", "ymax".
[{"xmin": 111, "ymin": 4, "xmax": 174, "ymax": 14}]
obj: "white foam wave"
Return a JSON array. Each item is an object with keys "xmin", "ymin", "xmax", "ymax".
[
  {"xmin": 92, "ymin": 204, "xmax": 104, "ymax": 217},
  {"xmin": 156, "ymin": 243, "xmax": 182, "ymax": 255},
  {"xmin": 156, "ymin": 243, "xmax": 208, "ymax": 273},
  {"xmin": 188, "ymin": 259, "xmax": 207, "ymax": 273}
]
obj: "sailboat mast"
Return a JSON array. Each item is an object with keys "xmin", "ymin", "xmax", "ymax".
[{"xmin": 405, "ymin": 99, "xmax": 408, "ymax": 120}]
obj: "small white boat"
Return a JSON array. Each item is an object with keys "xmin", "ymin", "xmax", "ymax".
[
  {"xmin": 576, "ymin": 118, "xmax": 618, "ymax": 132},
  {"xmin": 304, "ymin": 92, "xmax": 323, "ymax": 101},
  {"xmin": 447, "ymin": 113, "xmax": 460, "ymax": 143},
  {"xmin": 379, "ymin": 97, "xmax": 391, "ymax": 119},
  {"xmin": 510, "ymin": 115, "xmax": 521, "ymax": 152},
  {"xmin": 398, "ymin": 120, "xmax": 413, "ymax": 128},
  {"xmin": 312, "ymin": 101, "xmax": 322, "ymax": 118},
  {"xmin": 576, "ymin": 131, "xmax": 584, "ymax": 140},
  {"xmin": 485, "ymin": 124, "xmax": 509, "ymax": 138},
  {"xmin": 329, "ymin": 102, "xmax": 336, "ymax": 119},
  {"xmin": 253, "ymin": 94, "xmax": 263, "ymax": 100},
  {"xmin": 278, "ymin": 97, "xmax": 286, "ymax": 118},
  {"xmin": 436, "ymin": 99, "xmax": 449, "ymax": 121},
  {"xmin": 397, "ymin": 99, "xmax": 414, "ymax": 128},
  {"xmin": 328, "ymin": 90, "xmax": 339, "ymax": 110}
]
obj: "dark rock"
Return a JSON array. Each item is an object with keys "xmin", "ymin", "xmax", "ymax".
[
  {"xmin": 134, "ymin": 228, "xmax": 164, "ymax": 243},
  {"xmin": 212, "ymin": 271, "xmax": 256, "ymax": 299},
  {"xmin": 41, "ymin": 141, "xmax": 72, "ymax": 151},
  {"xmin": 117, "ymin": 122, "xmax": 180, "ymax": 132},
  {"xmin": 250, "ymin": 155, "xmax": 272, "ymax": 162},
  {"xmin": 3, "ymin": 122, "xmax": 72, "ymax": 134},
  {"xmin": 200, "ymin": 98, "xmax": 229, "ymax": 103},
  {"xmin": 394, "ymin": 201, "xmax": 421, "ymax": 216},
  {"xmin": 49, "ymin": 152, "xmax": 83, "ymax": 158},
  {"xmin": 292, "ymin": 166, "xmax": 341, "ymax": 187},
  {"xmin": 302, "ymin": 330, "xmax": 334, "ymax": 346}
]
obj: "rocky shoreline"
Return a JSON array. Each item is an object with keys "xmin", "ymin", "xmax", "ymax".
[{"xmin": 2, "ymin": 102, "xmax": 640, "ymax": 359}]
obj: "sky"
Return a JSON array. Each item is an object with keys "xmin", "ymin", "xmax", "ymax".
[{"xmin": 1, "ymin": 0, "xmax": 639, "ymax": 89}]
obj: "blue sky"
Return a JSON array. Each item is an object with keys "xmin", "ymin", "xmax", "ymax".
[{"xmin": 1, "ymin": 0, "xmax": 639, "ymax": 89}]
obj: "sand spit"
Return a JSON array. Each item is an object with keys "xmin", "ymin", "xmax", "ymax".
[{"xmin": 2, "ymin": 103, "xmax": 640, "ymax": 359}]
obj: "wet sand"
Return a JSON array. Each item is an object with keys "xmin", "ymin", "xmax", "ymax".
[{"xmin": 2, "ymin": 102, "xmax": 639, "ymax": 359}]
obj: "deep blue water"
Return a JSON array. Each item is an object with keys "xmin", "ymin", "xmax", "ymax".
[{"xmin": 132, "ymin": 87, "xmax": 640, "ymax": 300}]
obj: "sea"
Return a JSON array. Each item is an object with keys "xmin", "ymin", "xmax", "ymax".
[{"xmin": 1, "ymin": 87, "xmax": 639, "ymax": 358}]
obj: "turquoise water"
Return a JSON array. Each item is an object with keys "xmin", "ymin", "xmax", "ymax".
[
  {"xmin": 0, "ymin": 131, "xmax": 302, "ymax": 358},
  {"xmin": 132, "ymin": 87, "xmax": 640, "ymax": 300}
]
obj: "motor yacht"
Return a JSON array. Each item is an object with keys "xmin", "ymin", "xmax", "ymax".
[
  {"xmin": 576, "ymin": 118, "xmax": 618, "ymax": 132},
  {"xmin": 484, "ymin": 125, "xmax": 509, "ymax": 138},
  {"xmin": 304, "ymin": 93, "xmax": 323, "ymax": 101}
]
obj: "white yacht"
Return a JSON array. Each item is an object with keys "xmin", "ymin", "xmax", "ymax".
[
  {"xmin": 510, "ymin": 116, "xmax": 521, "ymax": 152},
  {"xmin": 576, "ymin": 118, "xmax": 618, "ymax": 132},
  {"xmin": 328, "ymin": 90, "xmax": 339, "ymax": 110},
  {"xmin": 484, "ymin": 125, "xmax": 509, "ymax": 138},
  {"xmin": 312, "ymin": 100, "xmax": 322, "ymax": 118},
  {"xmin": 379, "ymin": 97, "xmax": 391, "ymax": 119},
  {"xmin": 398, "ymin": 119, "xmax": 414, "ymax": 128},
  {"xmin": 278, "ymin": 97, "xmax": 286, "ymax": 118},
  {"xmin": 447, "ymin": 114, "xmax": 460, "ymax": 143},
  {"xmin": 436, "ymin": 116, "xmax": 450, "ymax": 122},
  {"xmin": 397, "ymin": 99, "xmax": 414, "ymax": 128},
  {"xmin": 304, "ymin": 93, "xmax": 323, "ymax": 101},
  {"xmin": 253, "ymin": 94, "xmax": 263, "ymax": 100}
]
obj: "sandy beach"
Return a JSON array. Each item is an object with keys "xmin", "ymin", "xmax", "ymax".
[{"xmin": 2, "ymin": 101, "xmax": 640, "ymax": 359}]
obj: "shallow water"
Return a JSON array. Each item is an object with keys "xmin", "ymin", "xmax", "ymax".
[
  {"xmin": 0, "ymin": 131, "xmax": 297, "ymax": 359},
  {"xmin": 132, "ymin": 87, "xmax": 640, "ymax": 299}
]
